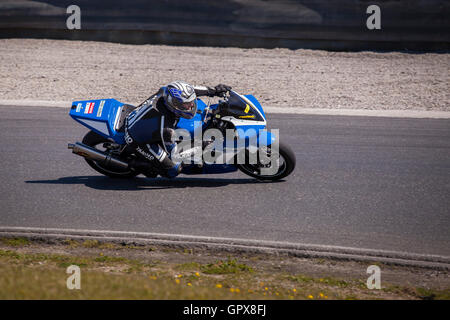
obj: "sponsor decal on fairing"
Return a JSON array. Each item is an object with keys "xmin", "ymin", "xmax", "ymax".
[
  {"xmin": 97, "ymin": 100, "xmax": 105, "ymax": 117},
  {"xmin": 84, "ymin": 102, "xmax": 95, "ymax": 114}
]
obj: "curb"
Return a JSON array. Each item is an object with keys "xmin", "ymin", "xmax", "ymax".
[
  {"xmin": 0, "ymin": 100, "xmax": 70, "ymax": 108},
  {"xmin": 0, "ymin": 100, "xmax": 449, "ymax": 118},
  {"xmin": 0, "ymin": 227, "xmax": 449, "ymax": 270},
  {"xmin": 264, "ymin": 107, "xmax": 450, "ymax": 119}
]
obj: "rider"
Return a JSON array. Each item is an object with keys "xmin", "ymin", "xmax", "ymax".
[{"xmin": 124, "ymin": 81, "xmax": 231, "ymax": 178}]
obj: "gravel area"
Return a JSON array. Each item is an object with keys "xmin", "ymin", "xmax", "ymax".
[{"xmin": 0, "ymin": 39, "xmax": 449, "ymax": 111}]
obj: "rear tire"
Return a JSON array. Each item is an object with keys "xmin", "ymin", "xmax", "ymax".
[
  {"xmin": 237, "ymin": 141, "xmax": 296, "ymax": 181},
  {"xmin": 82, "ymin": 131, "xmax": 139, "ymax": 179}
]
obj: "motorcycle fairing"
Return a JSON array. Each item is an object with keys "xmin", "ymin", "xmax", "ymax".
[
  {"xmin": 69, "ymin": 98, "xmax": 126, "ymax": 144},
  {"xmin": 70, "ymin": 98, "xmax": 209, "ymax": 145}
]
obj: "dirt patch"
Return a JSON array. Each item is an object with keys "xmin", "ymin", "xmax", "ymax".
[{"xmin": 0, "ymin": 39, "xmax": 448, "ymax": 111}]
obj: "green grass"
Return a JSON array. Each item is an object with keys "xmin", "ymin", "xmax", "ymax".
[
  {"xmin": 175, "ymin": 260, "xmax": 254, "ymax": 274},
  {"xmin": 382, "ymin": 285, "xmax": 450, "ymax": 300},
  {"xmin": 200, "ymin": 259, "xmax": 254, "ymax": 274},
  {"xmin": 285, "ymin": 274, "xmax": 349, "ymax": 288},
  {"xmin": 0, "ymin": 264, "xmax": 272, "ymax": 299},
  {"xmin": 415, "ymin": 287, "xmax": 450, "ymax": 300},
  {"xmin": 0, "ymin": 259, "xmax": 291, "ymax": 299},
  {"xmin": 175, "ymin": 262, "xmax": 201, "ymax": 271},
  {"xmin": 93, "ymin": 256, "xmax": 127, "ymax": 263},
  {"xmin": 1, "ymin": 237, "xmax": 30, "ymax": 246},
  {"xmin": 0, "ymin": 244, "xmax": 447, "ymax": 300},
  {"xmin": 0, "ymin": 249, "xmax": 91, "ymax": 268},
  {"xmin": 0, "ymin": 249, "xmax": 327, "ymax": 299}
]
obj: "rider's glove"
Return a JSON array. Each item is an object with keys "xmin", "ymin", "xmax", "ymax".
[{"xmin": 207, "ymin": 84, "xmax": 232, "ymax": 97}]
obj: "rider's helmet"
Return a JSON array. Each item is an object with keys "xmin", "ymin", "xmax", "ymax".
[{"xmin": 163, "ymin": 81, "xmax": 197, "ymax": 119}]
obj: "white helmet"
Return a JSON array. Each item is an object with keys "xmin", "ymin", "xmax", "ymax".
[{"xmin": 164, "ymin": 81, "xmax": 197, "ymax": 119}]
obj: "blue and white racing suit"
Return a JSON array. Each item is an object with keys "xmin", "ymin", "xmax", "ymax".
[{"xmin": 124, "ymin": 86, "xmax": 212, "ymax": 178}]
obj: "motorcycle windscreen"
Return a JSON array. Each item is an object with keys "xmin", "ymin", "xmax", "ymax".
[{"xmin": 222, "ymin": 91, "xmax": 265, "ymax": 121}]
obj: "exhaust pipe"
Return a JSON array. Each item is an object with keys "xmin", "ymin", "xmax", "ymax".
[{"xmin": 68, "ymin": 142, "xmax": 129, "ymax": 169}]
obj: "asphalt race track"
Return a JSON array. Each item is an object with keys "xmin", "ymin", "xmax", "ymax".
[{"xmin": 0, "ymin": 106, "xmax": 449, "ymax": 256}]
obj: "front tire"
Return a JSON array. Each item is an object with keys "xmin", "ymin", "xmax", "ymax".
[
  {"xmin": 82, "ymin": 131, "xmax": 139, "ymax": 179},
  {"xmin": 237, "ymin": 142, "xmax": 296, "ymax": 181}
]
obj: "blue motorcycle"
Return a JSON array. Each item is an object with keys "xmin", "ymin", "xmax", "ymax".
[{"xmin": 68, "ymin": 90, "xmax": 295, "ymax": 181}]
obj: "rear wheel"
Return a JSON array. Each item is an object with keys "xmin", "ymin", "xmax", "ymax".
[
  {"xmin": 237, "ymin": 142, "xmax": 296, "ymax": 181},
  {"xmin": 82, "ymin": 131, "xmax": 139, "ymax": 178}
]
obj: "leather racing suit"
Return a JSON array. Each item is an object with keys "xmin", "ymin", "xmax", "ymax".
[{"xmin": 124, "ymin": 85, "xmax": 225, "ymax": 178}]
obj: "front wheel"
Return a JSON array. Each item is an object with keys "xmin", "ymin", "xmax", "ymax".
[
  {"xmin": 82, "ymin": 131, "xmax": 139, "ymax": 179},
  {"xmin": 237, "ymin": 142, "xmax": 296, "ymax": 181}
]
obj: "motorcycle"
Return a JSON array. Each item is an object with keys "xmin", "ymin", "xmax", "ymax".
[{"xmin": 68, "ymin": 90, "xmax": 296, "ymax": 181}]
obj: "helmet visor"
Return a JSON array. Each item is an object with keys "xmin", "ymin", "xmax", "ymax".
[{"xmin": 173, "ymin": 99, "xmax": 197, "ymax": 112}]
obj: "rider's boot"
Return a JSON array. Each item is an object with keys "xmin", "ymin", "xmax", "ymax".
[{"xmin": 129, "ymin": 159, "xmax": 158, "ymax": 178}]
